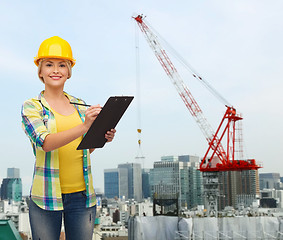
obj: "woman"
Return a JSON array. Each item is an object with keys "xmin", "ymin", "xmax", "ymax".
[{"xmin": 21, "ymin": 36, "xmax": 116, "ymax": 240}]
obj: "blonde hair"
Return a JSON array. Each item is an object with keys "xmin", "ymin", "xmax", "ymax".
[{"xmin": 38, "ymin": 59, "xmax": 72, "ymax": 83}]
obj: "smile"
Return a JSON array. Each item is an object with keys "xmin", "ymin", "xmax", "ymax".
[{"xmin": 50, "ymin": 76, "xmax": 61, "ymax": 80}]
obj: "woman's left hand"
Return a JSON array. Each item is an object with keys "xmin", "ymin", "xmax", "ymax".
[{"xmin": 105, "ymin": 129, "xmax": 116, "ymax": 142}]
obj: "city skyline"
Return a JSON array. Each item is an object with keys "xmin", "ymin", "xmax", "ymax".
[
  {"xmin": 3, "ymin": 154, "xmax": 283, "ymax": 197},
  {"xmin": 1, "ymin": 1, "xmax": 283, "ymax": 195}
]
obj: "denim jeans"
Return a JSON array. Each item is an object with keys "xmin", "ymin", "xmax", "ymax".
[{"xmin": 29, "ymin": 191, "xmax": 96, "ymax": 240}]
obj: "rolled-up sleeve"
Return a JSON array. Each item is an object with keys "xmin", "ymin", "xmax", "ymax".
[{"xmin": 21, "ymin": 100, "xmax": 49, "ymax": 149}]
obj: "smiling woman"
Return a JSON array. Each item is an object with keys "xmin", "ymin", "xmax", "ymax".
[
  {"xmin": 35, "ymin": 36, "xmax": 74, "ymax": 83},
  {"xmin": 21, "ymin": 36, "xmax": 116, "ymax": 240}
]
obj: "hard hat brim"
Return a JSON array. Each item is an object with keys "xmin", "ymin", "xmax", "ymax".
[{"xmin": 34, "ymin": 56, "xmax": 76, "ymax": 67}]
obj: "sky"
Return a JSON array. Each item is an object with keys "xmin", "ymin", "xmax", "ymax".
[{"xmin": 0, "ymin": 0, "xmax": 282, "ymax": 195}]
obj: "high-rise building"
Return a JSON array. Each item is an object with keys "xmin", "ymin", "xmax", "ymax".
[
  {"xmin": 161, "ymin": 156, "xmax": 178, "ymax": 162},
  {"xmin": 118, "ymin": 163, "xmax": 142, "ymax": 202},
  {"xmin": 259, "ymin": 173, "xmax": 281, "ymax": 190},
  {"xmin": 142, "ymin": 169, "xmax": 151, "ymax": 199},
  {"xmin": 1, "ymin": 179, "xmax": 22, "ymax": 202},
  {"xmin": 187, "ymin": 165, "xmax": 204, "ymax": 209},
  {"xmin": 218, "ymin": 170, "xmax": 260, "ymax": 209},
  {"xmin": 7, "ymin": 168, "xmax": 20, "ymax": 179},
  {"xmin": 178, "ymin": 155, "xmax": 199, "ymax": 163},
  {"xmin": 1, "ymin": 168, "xmax": 22, "ymax": 202},
  {"xmin": 104, "ymin": 168, "xmax": 128, "ymax": 199},
  {"xmin": 150, "ymin": 155, "xmax": 204, "ymax": 209}
]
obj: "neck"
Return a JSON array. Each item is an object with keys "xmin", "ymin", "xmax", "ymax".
[{"xmin": 44, "ymin": 86, "xmax": 66, "ymax": 102}]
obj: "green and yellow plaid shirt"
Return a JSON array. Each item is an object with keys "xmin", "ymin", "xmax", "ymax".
[{"xmin": 21, "ymin": 91, "xmax": 96, "ymax": 211}]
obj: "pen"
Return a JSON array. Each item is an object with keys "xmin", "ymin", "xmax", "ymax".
[{"xmin": 70, "ymin": 102, "xmax": 91, "ymax": 107}]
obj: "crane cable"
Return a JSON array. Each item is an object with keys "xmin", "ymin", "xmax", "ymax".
[
  {"xmin": 144, "ymin": 18, "xmax": 252, "ymax": 163},
  {"xmin": 145, "ymin": 19, "xmax": 232, "ymax": 107},
  {"xmin": 135, "ymin": 22, "xmax": 145, "ymax": 162}
]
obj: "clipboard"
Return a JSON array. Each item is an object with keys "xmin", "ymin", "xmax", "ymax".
[{"xmin": 77, "ymin": 96, "xmax": 134, "ymax": 150}]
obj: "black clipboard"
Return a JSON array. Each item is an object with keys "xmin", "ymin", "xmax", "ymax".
[{"xmin": 77, "ymin": 96, "xmax": 134, "ymax": 149}]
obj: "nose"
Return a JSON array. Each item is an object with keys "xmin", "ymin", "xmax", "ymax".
[{"xmin": 53, "ymin": 65, "xmax": 59, "ymax": 73}]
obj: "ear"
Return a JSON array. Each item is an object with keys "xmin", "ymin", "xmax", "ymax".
[{"xmin": 39, "ymin": 68, "xmax": 43, "ymax": 77}]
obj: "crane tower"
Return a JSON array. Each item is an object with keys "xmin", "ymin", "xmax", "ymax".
[{"xmin": 133, "ymin": 14, "xmax": 261, "ymax": 214}]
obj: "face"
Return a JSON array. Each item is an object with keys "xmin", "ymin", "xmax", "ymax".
[{"xmin": 39, "ymin": 58, "xmax": 69, "ymax": 88}]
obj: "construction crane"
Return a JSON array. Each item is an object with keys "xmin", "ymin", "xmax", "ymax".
[{"xmin": 133, "ymin": 14, "xmax": 261, "ymax": 173}]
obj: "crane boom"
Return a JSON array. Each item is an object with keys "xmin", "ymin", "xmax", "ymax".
[{"xmin": 134, "ymin": 15, "xmax": 261, "ymax": 171}]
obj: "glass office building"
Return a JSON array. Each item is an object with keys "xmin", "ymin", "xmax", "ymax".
[
  {"xmin": 118, "ymin": 163, "xmax": 142, "ymax": 202},
  {"xmin": 104, "ymin": 168, "xmax": 128, "ymax": 199},
  {"xmin": 259, "ymin": 173, "xmax": 281, "ymax": 190},
  {"xmin": 142, "ymin": 169, "xmax": 151, "ymax": 199},
  {"xmin": 1, "ymin": 178, "xmax": 22, "ymax": 202},
  {"xmin": 150, "ymin": 155, "xmax": 204, "ymax": 209},
  {"xmin": 1, "ymin": 168, "xmax": 22, "ymax": 202}
]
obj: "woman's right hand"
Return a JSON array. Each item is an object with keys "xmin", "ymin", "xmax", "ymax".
[
  {"xmin": 42, "ymin": 104, "xmax": 102, "ymax": 152},
  {"xmin": 83, "ymin": 104, "xmax": 102, "ymax": 130}
]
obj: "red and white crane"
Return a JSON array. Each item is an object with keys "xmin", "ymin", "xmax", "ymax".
[{"xmin": 133, "ymin": 14, "xmax": 261, "ymax": 172}]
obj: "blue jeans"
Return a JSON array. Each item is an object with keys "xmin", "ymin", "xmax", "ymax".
[{"xmin": 29, "ymin": 191, "xmax": 96, "ymax": 240}]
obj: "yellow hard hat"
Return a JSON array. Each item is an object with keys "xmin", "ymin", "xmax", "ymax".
[{"xmin": 34, "ymin": 36, "xmax": 76, "ymax": 67}]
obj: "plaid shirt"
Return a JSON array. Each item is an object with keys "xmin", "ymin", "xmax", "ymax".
[{"xmin": 21, "ymin": 91, "xmax": 96, "ymax": 211}]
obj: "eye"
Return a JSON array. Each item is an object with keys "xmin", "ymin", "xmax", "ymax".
[
  {"xmin": 46, "ymin": 63, "xmax": 53, "ymax": 67},
  {"xmin": 59, "ymin": 64, "xmax": 66, "ymax": 67}
]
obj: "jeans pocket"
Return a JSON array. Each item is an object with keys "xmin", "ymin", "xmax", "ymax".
[{"xmin": 81, "ymin": 190, "xmax": 87, "ymax": 197}]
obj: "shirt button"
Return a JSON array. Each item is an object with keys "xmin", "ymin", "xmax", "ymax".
[
  {"xmin": 84, "ymin": 155, "xmax": 87, "ymax": 157},
  {"xmin": 84, "ymin": 168, "xmax": 87, "ymax": 172}
]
